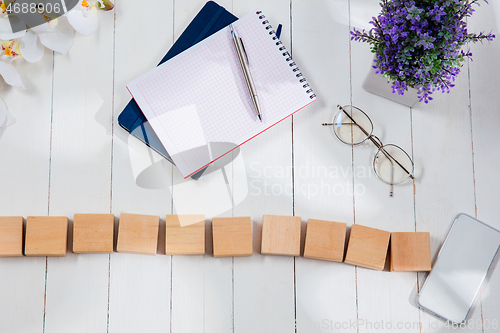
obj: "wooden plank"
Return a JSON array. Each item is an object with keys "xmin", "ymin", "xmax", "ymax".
[
  {"xmin": 42, "ymin": 5, "xmax": 115, "ymax": 332},
  {"xmin": 0, "ymin": 48, "xmax": 53, "ymax": 332},
  {"xmin": 348, "ymin": 0, "xmax": 425, "ymax": 330},
  {"xmin": 468, "ymin": 2, "xmax": 500, "ymax": 331},
  {"xmin": 292, "ymin": 0, "xmax": 358, "ymax": 331},
  {"xmin": 169, "ymin": 1, "xmax": 233, "ymax": 332},
  {"xmin": 108, "ymin": 0, "xmax": 174, "ymax": 331},
  {"xmin": 231, "ymin": 1, "xmax": 296, "ymax": 332},
  {"xmin": 410, "ymin": 5, "xmax": 481, "ymax": 330}
]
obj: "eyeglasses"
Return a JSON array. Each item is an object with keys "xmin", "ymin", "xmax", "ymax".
[{"xmin": 322, "ymin": 105, "xmax": 414, "ymax": 197}]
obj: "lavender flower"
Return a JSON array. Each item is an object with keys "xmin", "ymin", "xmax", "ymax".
[{"xmin": 351, "ymin": 0, "xmax": 495, "ymax": 103}]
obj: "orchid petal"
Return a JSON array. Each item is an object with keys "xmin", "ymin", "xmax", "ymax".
[
  {"xmin": 0, "ymin": 97, "xmax": 14, "ymax": 127},
  {"xmin": 31, "ymin": 16, "xmax": 75, "ymax": 54},
  {"xmin": 0, "ymin": 61, "xmax": 24, "ymax": 90},
  {"xmin": 0, "ymin": 16, "xmax": 26, "ymax": 40},
  {"xmin": 67, "ymin": 8, "xmax": 98, "ymax": 36},
  {"xmin": 19, "ymin": 30, "xmax": 44, "ymax": 63}
]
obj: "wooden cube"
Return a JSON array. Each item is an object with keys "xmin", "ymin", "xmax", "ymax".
[
  {"xmin": 390, "ymin": 232, "xmax": 431, "ymax": 272},
  {"xmin": 261, "ymin": 215, "xmax": 301, "ymax": 256},
  {"xmin": 165, "ymin": 215, "xmax": 205, "ymax": 255},
  {"xmin": 212, "ymin": 217, "xmax": 252, "ymax": 257},
  {"xmin": 117, "ymin": 213, "xmax": 159, "ymax": 255},
  {"xmin": 0, "ymin": 216, "xmax": 24, "ymax": 257},
  {"xmin": 25, "ymin": 216, "xmax": 68, "ymax": 256},
  {"xmin": 73, "ymin": 214, "xmax": 114, "ymax": 254},
  {"xmin": 303, "ymin": 219, "xmax": 346, "ymax": 262},
  {"xmin": 344, "ymin": 224, "xmax": 390, "ymax": 270}
]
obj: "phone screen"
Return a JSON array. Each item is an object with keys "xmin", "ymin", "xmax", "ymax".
[{"xmin": 417, "ymin": 214, "xmax": 500, "ymax": 324}]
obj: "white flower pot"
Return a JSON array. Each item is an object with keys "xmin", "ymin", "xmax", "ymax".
[{"xmin": 362, "ymin": 64, "xmax": 420, "ymax": 108}]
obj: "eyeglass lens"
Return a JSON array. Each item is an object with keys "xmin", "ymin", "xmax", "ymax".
[
  {"xmin": 374, "ymin": 144, "xmax": 414, "ymax": 185},
  {"xmin": 332, "ymin": 105, "xmax": 373, "ymax": 145}
]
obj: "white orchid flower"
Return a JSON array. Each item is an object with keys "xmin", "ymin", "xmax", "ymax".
[
  {"xmin": 67, "ymin": 0, "xmax": 98, "ymax": 36},
  {"xmin": 66, "ymin": 0, "xmax": 115, "ymax": 36},
  {"xmin": 0, "ymin": 40, "xmax": 24, "ymax": 90}
]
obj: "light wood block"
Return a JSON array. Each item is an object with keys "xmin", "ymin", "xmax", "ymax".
[
  {"xmin": 116, "ymin": 213, "xmax": 159, "ymax": 255},
  {"xmin": 165, "ymin": 215, "xmax": 205, "ymax": 255},
  {"xmin": 344, "ymin": 224, "xmax": 390, "ymax": 270},
  {"xmin": 390, "ymin": 232, "xmax": 431, "ymax": 272},
  {"xmin": 261, "ymin": 215, "xmax": 301, "ymax": 256},
  {"xmin": 25, "ymin": 216, "xmax": 68, "ymax": 256},
  {"xmin": 73, "ymin": 214, "xmax": 114, "ymax": 254},
  {"xmin": 303, "ymin": 219, "xmax": 346, "ymax": 262},
  {"xmin": 0, "ymin": 216, "xmax": 24, "ymax": 257},
  {"xmin": 212, "ymin": 217, "xmax": 252, "ymax": 257}
]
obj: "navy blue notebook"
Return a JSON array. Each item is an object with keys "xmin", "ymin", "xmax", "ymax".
[{"xmin": 118, "ymin": 1, "xmax": 238, "ymax": 179}]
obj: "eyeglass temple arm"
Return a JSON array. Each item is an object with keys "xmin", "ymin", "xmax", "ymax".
[
  {"xmin": 389, "ymin": 159, "xmax": 394, "ymax": 197},
  {"xmin": 336, "ymin": 105, "xmax": 414, "ymax": 180}
]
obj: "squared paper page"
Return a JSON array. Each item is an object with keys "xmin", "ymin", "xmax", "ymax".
[{"xmin": 127, "ymin": 11, "xmax": 316, "ymax": 178}]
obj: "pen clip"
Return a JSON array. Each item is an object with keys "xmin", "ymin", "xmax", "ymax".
[{"xmin": 239, "ymin": 38, "xmax": 250, "ymax": 66}]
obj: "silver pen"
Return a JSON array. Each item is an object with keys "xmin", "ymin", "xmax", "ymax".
[{"xmin": 230, "ymin": 24, "xmax": 262, "ymax": 122}]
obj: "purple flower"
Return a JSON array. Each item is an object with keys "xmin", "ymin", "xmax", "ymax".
[{"xmin": 350, "ymin": 0, "xmax": 495, "ymax": 103}]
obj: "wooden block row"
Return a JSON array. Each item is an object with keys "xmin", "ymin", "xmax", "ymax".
[
  {"xmin": 261, "ymin": 216, "xmax": 431, "ymax": 272},
  {"xmin": 0, "ymin": 215, "xmax": 431, "ymax": 272}
]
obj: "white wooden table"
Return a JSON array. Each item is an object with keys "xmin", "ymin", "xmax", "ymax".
[{"xmin": 1, "ymin": 0, "xmax": 499, "ymax": 332}]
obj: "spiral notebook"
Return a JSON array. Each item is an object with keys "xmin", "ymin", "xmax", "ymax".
[{"xmin": 127, "ymin": 10, "xmax": 316, "ymax": 178}]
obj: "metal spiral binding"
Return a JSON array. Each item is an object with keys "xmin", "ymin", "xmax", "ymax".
[{"xmin": 256, "ymin": 11, "xmax": 316, "ymax": 99}]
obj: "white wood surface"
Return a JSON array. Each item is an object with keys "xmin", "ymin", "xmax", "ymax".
[
  {"xmin": 0, "ymin": 48, "xmax": 53, "ymax": 333},
  {"xmin": 0, "ymin": 1, "xmax": 499, "ymax": 332},
  {"xmin": 469, "ymin": 2, "xmax": 500, "ymax": 332},
  {"xmin": 43, "ymin": 7, "xmax": 115, "ymax": 333}
]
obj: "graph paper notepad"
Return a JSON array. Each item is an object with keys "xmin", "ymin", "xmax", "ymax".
[{"xmin": 127, "ymin": 11, "xmax": 316, "ymax": 178}]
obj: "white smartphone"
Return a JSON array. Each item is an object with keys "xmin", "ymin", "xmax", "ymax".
[{"xmin": 418, "ymin": 213, "xmax": 500, "ymax": 324}]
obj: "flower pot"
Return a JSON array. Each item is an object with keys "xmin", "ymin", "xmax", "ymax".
[{"xmin": 362, "ymin": 64, "xmax": 420, "ymax": 108}]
